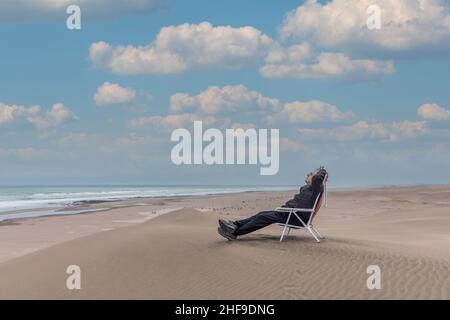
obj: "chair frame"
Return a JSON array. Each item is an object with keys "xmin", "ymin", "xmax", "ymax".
[{"xmin": 276, "ymin": 178, "xmax": 328, "ymax": 243}]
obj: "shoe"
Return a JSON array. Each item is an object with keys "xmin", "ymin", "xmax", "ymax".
[
  {"xmin": 217, "ymin": 227, "xmax": 237, "ymax": 241},
  {"xmin": 219, "ymin": 219, "xmax": 237, "ymax": 234}
]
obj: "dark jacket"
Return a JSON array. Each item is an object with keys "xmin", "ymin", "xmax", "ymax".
[{"xmin": 283, "ymin": 168, "xmax": 327, "ymax": 209}]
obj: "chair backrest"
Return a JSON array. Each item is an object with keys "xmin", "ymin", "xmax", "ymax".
[
  {"xmin": 311, "ymin": 176, "xmax": 328, "ymax": 222},
  {"xmin": 307, "ymin": 175, "xmax": 328, "ymax": 224},
  {"xmin": 312, "ymin": 193, "xmax": 324, "ymax": 221}
]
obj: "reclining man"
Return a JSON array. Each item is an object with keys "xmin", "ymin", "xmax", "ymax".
[{"xmin": 217, "ymin": 167, "xmax": 328, "ymax": 241}]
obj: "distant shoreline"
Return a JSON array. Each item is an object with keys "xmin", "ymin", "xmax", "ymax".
[
  {"xmin": 0, "ymin": 186, "xmax": 297, "ymax": 223},
  {"xmin": 1, "ymin": 183, "xmax": 449, "ymax": 224}
]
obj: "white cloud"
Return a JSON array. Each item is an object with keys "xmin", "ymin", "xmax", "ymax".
[
  {"xmin": 170, "ymin": 85, "xmax": 354, "ymax": 125},
  {"xmin": 129, "ymin": 114, "xmax": 223, "ymax": 131},
  {"xmin": 89, "ymin": 41, "xmax": 187, "ymax": 74},
  {"xmin": 260, "ymin": 52, "xmax": 394, "ymax": 79},
  {"xmin": 266, "ymin": 100, "xmax": 355, "ymax": 124},
  {"xmin": 280, "ymin": 138, "xmax": 306, "ymax": 152},
  {"xmin": 0, "ymin": 0, "xmax": 161, "ymax": 21},
  {"xmin": 90, "ymin": 22, "xmax": 274, "ymax": 75},
  {"xmin": 56, "ymin": 133, "xmax": 92, "ymax": 147},
  {"xmin": 1, "ymin": 101, "xmax": 77, "ymax": 133},
  {"xmin": 280, "ymin": 0, "xmax": 450, "ymax": 55},
  {"xmin": 229, "ymin": 122, "xmax": 257, "ymax": 130},
  {"xmin": 0, "ymin": 148, "xmax": 48, "ymax": 160},
  {"xmin": 89, "ymin": 42, "xmax": 113, "ymax": 67},
  {"xmin": 390, "ymin": 121, "xmax": 429, "ymax": 140},
  {"xmin": 115, "ymin": 133, "xmax": 162, "ymax": 147},
  {"xmin": 170, "ymin": 85, "xmax": 280, "ymax": 114},
  {"xmin": 265, "ymin": 43, "xmax": 313, "ymax": 64},
  {"xmin": 418, "ymin": 103, "xmax": 450, "ymax": 121},
  {"xmin": 0, "ymin": 102, "xmax": 40, "ymax": 124},
  {"xmin": 297, "ymin": 120, "xmax": 428, "ymax": 142},
  {"xmin": 94, "ymin": 82, "xmax": 136, "ymax": 106},
  {"xmin": 28, "ymin": 103, "xmax": 78, "ymax": 131}
]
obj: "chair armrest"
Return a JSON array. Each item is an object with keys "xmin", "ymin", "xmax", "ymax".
[{"xmin": 275, "ymin": 207, "xmax": 314, "ymax": 213}]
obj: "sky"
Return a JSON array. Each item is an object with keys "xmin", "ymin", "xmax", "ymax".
[{"xmin": 0, "ymin": 0, "xmax": 450, "ymax": 187}]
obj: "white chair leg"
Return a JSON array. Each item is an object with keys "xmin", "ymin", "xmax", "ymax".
[
  {"xmin": 280, "ymin": 224, "xmax": 289, "ymax": 242},
  {"xmin": 280, "ymin": 213, "xmax": 292, "ymax": 242},
  {"xmin": 310, "ymin": 227, "xmax": 322, "ymax": 240},
  {"xmin": 287, "ymin": 228, "xmax": 291, "ymax": 236},
  {"xmin": 307, "ymin": 227, "xmax": 321, "ymax": 243},
  {"xmin": 312, "ymin": 226, "xmax": 324, "ymax": 239}
]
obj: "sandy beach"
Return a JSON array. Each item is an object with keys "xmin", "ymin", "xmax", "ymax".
[{"xmin": 0, "ymin": 185, "xmax": 449, "ymax": 299}]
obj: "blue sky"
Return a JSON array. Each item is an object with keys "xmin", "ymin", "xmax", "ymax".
[{"xmin": 0, "ymin": 0, "xmax": 450, "ymax": 186}]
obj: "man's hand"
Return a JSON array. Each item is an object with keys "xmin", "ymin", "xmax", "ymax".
[
  {"xmin": 315, "ymin": 166, "xmax": 327, "ymax": 174},
  {"xmin": 315, "ymin": 166, "xmax": 328, "ymax": 182}
]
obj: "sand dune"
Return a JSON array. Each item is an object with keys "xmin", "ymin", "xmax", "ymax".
[{"xmin": 0, "ymin": 186, "xmax": 449, "ymax": 299}]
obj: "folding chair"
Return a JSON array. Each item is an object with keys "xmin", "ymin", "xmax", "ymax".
[{"xmin": 276, "ymin": 179, "xmax": 328, "ymax": 243}]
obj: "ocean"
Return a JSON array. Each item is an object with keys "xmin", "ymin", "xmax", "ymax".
[{"xmin": 0, "ymin": 185, "xmax": 295, "ymax": 222}]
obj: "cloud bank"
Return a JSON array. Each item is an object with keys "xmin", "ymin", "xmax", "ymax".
[
  {"xmin": 0, "ymin": 0, "xmax": 162, "ymax": 21},
  {"xmin": 90, "ymin": 22, "xmax": 274, "ymax": 75},
  {"xmin": 280, "ymin": 0, "xmax": 450, "ymax": 56}
]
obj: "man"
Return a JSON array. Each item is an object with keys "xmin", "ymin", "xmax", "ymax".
[{"xmin": 217, "ymin": 167, "xmax": 328, "ymax": 241}]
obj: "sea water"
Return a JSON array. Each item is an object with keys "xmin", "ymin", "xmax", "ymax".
[{"xmin": 0, "ymin": 185, "xmax": 295, "ymax": 222}]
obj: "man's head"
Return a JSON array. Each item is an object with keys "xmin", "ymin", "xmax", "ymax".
[
  {"xmin": 305, "ymin": 170, "xmax": 316, "ymax": 185},
  {"xmin": 305, "ymin": 166, "xmax": 328, "ymax": 185}
]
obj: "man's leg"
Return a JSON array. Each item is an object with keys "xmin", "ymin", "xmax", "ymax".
[
  {"xmin": 234, "ymin": 211, "xmax": 286, "ymax": 236},
  {"xmin": 233, "ymin": 215, "xmax": 257, "ymax": 229}
]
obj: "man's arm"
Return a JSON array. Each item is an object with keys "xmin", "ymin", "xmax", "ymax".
[{"xmin": 312, "ymin": 167, "xmax": 328, "ymax": 196}]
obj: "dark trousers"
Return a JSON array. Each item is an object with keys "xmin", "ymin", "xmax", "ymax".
[{"xmin": 234, "ymin": 210, "xmax": 309, "ymax": 236}]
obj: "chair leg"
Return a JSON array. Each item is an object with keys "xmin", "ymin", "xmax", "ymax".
[
  {"xmin": 310, "ymin": 227, "xmax": 323, "ymax": 240},
  {"xmin": 312, "ymin": 226, "xmax": 324, "ymax": 239},
  {"xmin": 280, "ymin": 213, "xmax": 292, "ymax": 242},
  {"xmin": 307, "ymin": 227, "xmax": 321, "ymax": 243},
  {"xmin": 287, "ymin": 228, "xmax": 291, "ymax": 236},
  {"xmin": 280, "ymin": 224, "xmax": 289, "ymax": 242}
]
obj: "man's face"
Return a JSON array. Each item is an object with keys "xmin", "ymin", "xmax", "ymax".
[{"xmin": 305, "ymin": 171, "xmax": 314, "ymax": 185}]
